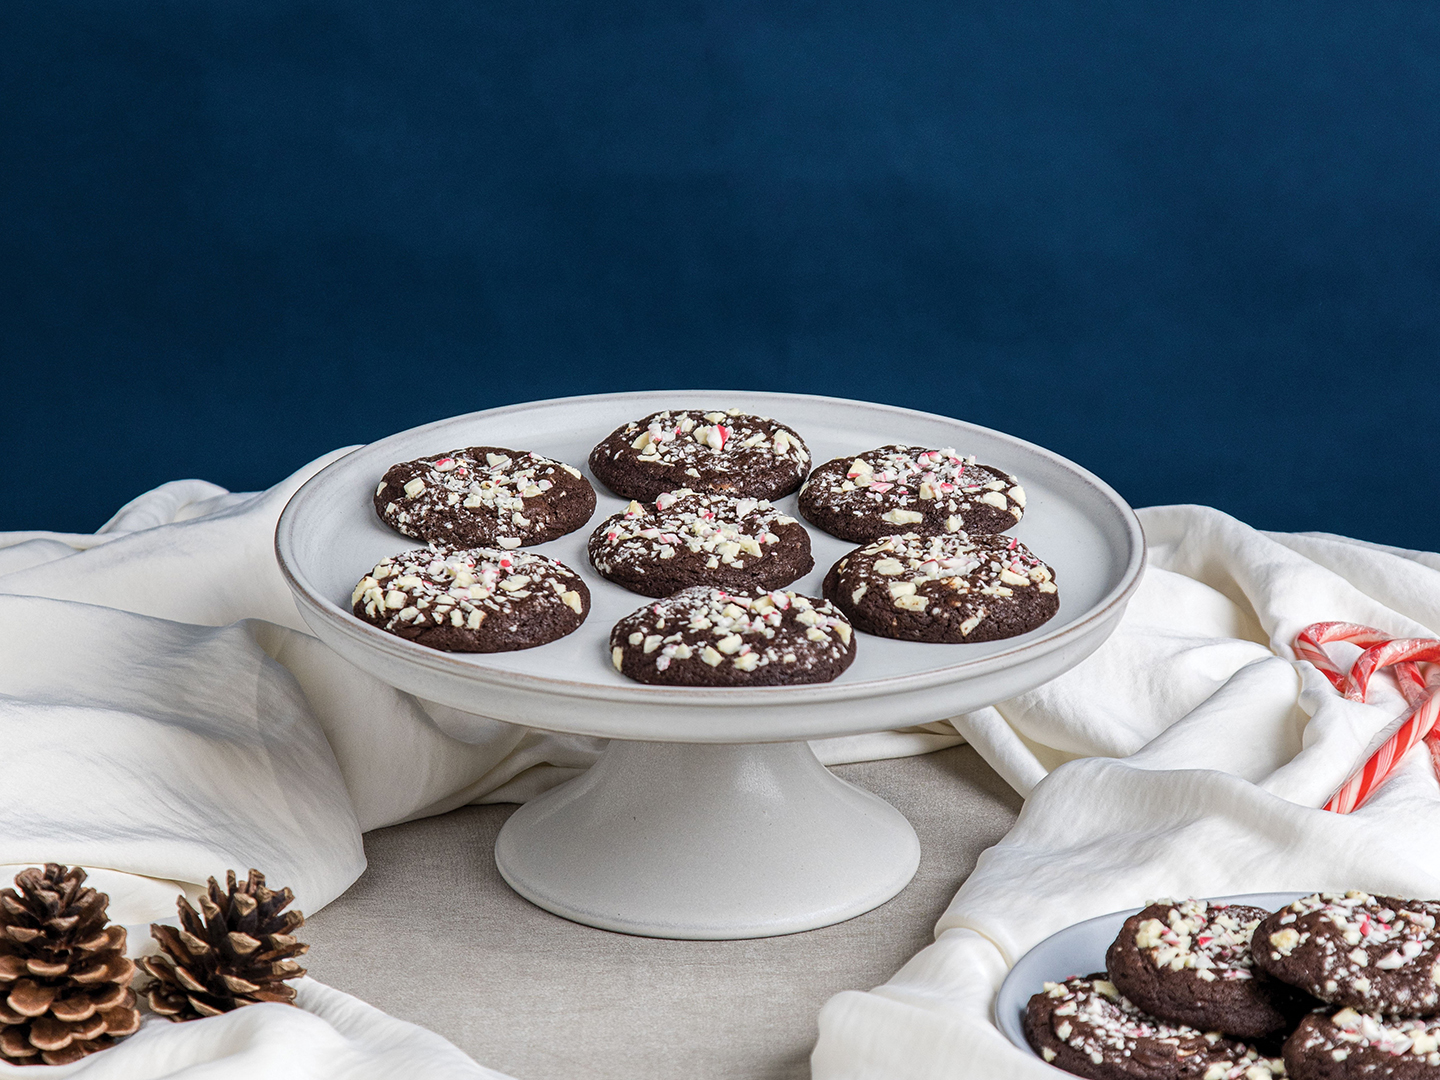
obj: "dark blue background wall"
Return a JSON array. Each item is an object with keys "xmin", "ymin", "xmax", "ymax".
[{"xmin": 4, "ymin": 1, "xmax": 1438, "ymax": 546}]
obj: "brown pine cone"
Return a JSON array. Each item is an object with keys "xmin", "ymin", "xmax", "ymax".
[
  {"xmin": 0, "ymin": 865, "xmax": 141, "ymax": 1066},
  {"xmin": 141, "ymin": 869, "xmax": 308, "ymax": 1022}
]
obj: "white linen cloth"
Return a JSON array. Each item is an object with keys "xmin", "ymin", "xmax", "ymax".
[
  {"xmin": 0, "ymin": 452, "xmax": 957, "ymax": 1077},
  {"xmin": 8, "ymin": 452, "xmax": 1435, "ymax": 1078},
  {"xmin": 811, "ymin": 507, "xmax": 1440, "ymax": 1078}
]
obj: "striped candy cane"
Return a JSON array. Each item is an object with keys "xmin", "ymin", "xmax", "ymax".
[
  {"xmin": 1293, "ymin": 622, "xmax": 1395, "ymax": 690},
  {"xmin": 1295, "ymin": 623, "xmax": 1440, "ymax": 813},
  {"xmin": 1340, "ymin": 638, "xmax": 1440, "ymax": 702}
]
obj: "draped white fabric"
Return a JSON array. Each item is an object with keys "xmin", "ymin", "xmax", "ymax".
[
  {"xmin": 0, "ymin": 980, "xmax": 507, "ymax": 1079},
  {"xmin": 0, "ymin": 452, "xmax": 957, "ymax": 1076},
  {"xmin": 10, "ymin": 454, "xmax": 1428, "ymax": 1078},
  {"xmin": 811, "ymin": 507, "xmax": 1440, "ymax": 1078}
]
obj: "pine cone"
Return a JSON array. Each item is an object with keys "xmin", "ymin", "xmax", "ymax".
[
  {"xmin": 141, "ymin": 869, "xmax": 308, "ymax": 1021},
  {"xmin": 0, "ymin": 865, "xmax": 141, "ymax": 1066}
]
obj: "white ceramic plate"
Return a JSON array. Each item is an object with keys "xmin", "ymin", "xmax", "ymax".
[
  {"xmin": 995, "ymin": 892, "xmax": 1308, "ymax": 1060},
  {"xmin": 275, "ymin": 390, "xmax": 1144, "ymax": 743}
]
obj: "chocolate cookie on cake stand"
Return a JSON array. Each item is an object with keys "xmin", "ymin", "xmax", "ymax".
[{"xmin": 276, "ymin": 391, "xmax": 1143, "ymax": 939}]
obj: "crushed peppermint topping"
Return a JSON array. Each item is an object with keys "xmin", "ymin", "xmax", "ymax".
[
  {"xmin": 592, "ymin": 409, "xmax": 810, "ymax": 489},
  {"xmin": 588, "ymin": 489, "xmax": 806, "ymax": 590},
  {"xmin": 375, "ymin": 447, "xmax": 591, "ymax": 548},
  {"xmin": 609, "ymin": 585, "xmax": 855, "ymax": 684},
  {"xmin": 1030, "ymin": 977, "xmax": 1282, "ymax": 1079},
  {"xmin": 352, "ymin": 545, "xmax": 587, "ymax": 646},
  {"xmin": 830, "ymin": 531, "xmax": 1055, "ymax": 635},
  {"xmin": 1292, "ymin": 1008, "xmax": 1440, "ymax": 1066},
  {"xmin": 1260, "ymin": 892, "xmax": 1440, "ymax": 1014},
  {"xmin": 800, "ymin": 445, "xmax": 1024, "ymax": 540},
  {"xmin": 1135, "ymin": 900, "xmax": 1265, "ymax": 983}
]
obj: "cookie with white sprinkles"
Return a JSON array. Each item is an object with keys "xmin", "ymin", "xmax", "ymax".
[
  {"xmin": 374, "ymin": 447, "xmax": 596, "ymax": 549},
  {"xmin": 1252, "ymin": 893, "xmax": 1440, "ymax": 1017},
  {"xmin": 823, "ymin": 532, "xmax": 1058, "ymax": 643},
  {"xmin": 1023, "ymin": 975, "xmax": 1285, "ymax": 1080},
  {"xmin": 588, "ymin": 409, "xmax": 810, "ymax": 502},
  {"xmin": 1107, "ymin": 900, "xmax": 1316, "ymax": 1040},
  {"xmin": 1283, "ymin": 1009, "xmax": 1440, "ymax": 1080},
  {"xmin": 798, "ymin": 445, "xmax": 1024, "ymax": 543},
  {"xmin": 352, "ymin": 546, "xmax": 589, "ymax": 652},
  {"xmin": 588, "ymin": 489, "xmax": 814, "ymax": 597},
  {"xmin": 608, "ymin": 586, "xmax": 855, "ymax": 686}
]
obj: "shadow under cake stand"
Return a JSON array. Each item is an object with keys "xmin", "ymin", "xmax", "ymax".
[{"xmin": 274, "ymin": 391, "xmax": 1144, "ymax": 939}]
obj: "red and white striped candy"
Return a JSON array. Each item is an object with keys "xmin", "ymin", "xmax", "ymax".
[
  {"xmin": 1341, "ymin": 638, "xmax": 1440, "ymax": 702},
  {"xmin": 1292, "ymin": 622, "xmax": 1394, "ymax": 691},
  {"xmin": 1295, "ymin": 622, "xmax": 1440, "ymax": 813}
]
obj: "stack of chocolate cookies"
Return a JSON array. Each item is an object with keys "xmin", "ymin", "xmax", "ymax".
[{"xmin": 1026, "ymin": 892, "xmax": 1440, "ymax": 1080}]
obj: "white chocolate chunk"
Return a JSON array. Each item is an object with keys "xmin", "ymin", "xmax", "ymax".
[
  {"xmin": 882, "ymin": 509, "xmax": 924, "ymax": 525},
  {"xmin": 1135, "ymin": 919, "xmax": 1165, "ymax": 950},
  {"xmin": 1269, "ymin": 928, "xmax": 1300, "ymax": 955}
]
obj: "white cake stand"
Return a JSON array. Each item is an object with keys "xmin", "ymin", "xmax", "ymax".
[{"xmin": 275, "ymin": 391, "xmax": 1144, "ymax": 939}]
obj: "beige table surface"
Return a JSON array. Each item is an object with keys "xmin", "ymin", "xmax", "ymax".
[{"xmin": 304, "ymin": 746, "xmax": 1021, "ymax": 1080}]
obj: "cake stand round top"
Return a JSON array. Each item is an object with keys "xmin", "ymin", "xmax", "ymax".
[{"xmin": 275, "ymin": 390, "xmax": 1144, "ymax": 744}]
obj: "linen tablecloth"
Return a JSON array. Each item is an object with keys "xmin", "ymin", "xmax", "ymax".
[{"xmin": 3, "ymin": 452, "xmax": 1435, "ymax": 1076}]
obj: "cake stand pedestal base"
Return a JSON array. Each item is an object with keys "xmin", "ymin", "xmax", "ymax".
[{"xmin": 494, "ymin": 738, "xmax": 921, "ymax": 939}]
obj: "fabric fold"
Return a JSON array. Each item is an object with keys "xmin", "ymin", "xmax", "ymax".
[
  {"xmin": 0, "ymin": 453, "xmax": 986, "ymax": 1077},
  {"xmin": 813, "ymin": 504, "xmax": 1440, "ymax": 1077}
]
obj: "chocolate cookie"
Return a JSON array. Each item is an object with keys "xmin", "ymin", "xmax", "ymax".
[
  {"xmin": 822, "ymin": 532, "xmax": 1058, "ymax": 643},
  {"xmin": 1284, "ymin": 1009, "xmax": 1440, "ymax": 1079},
  {"xmin": 352, "ymin": 545, "xmax": 589, "ymax": 652},
  {"xmin": 1024, "ymin": 975, "xmax": 1284, "ymax": 1080},
  {"xmin": 374, "ymin": 447, "xmax": 595, "ymax": 549},
  {"xmin": 608, "ymin": 586, "xmax": 855, "ymax": 686},
  {"xmin": 588, "ymin": 489, "xmax": 813, "ymax": 597},
  {"xmin": 1253, "ymin": 893, "xmax": 1440, "ymax": 1017},
  {"xmin": 798, "ymin": 445, "xmax": 1024, "ymax": 543},
  {"xmin": 1107, "ymin": 899, "xmax": 1314, "ymax": 1040},
  {"xmin": 588, "ymin": 409, "xmax": 810, "ymax": 502}
]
